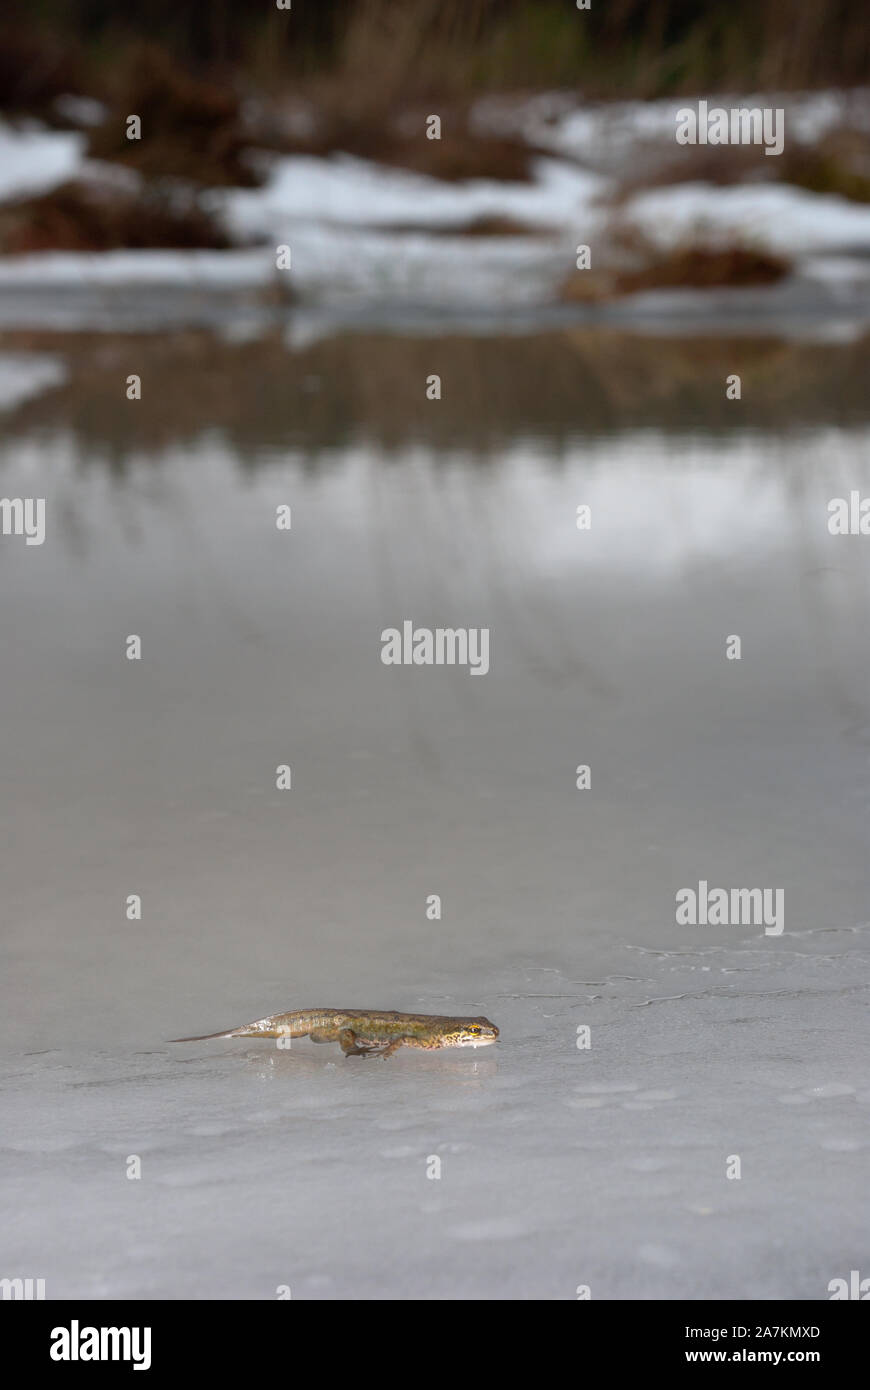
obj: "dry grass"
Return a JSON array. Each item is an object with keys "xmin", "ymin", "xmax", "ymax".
[
  {"xmin": 6, "ymin": 1, "xmax": 870, "ymax": 128},
  {"xmin": 434, "ymin": 214, "xmax": 553, "ymax": 236},
  {"xmin": 0, "ymin": 180, "xmax": 231, "ymax": 253},
  {"xmin": 607, "ymin": 125, "xmax": 870, "ymax": 208},
  {"xmin": 373, "ymin": 214, "xmax": 553, "ymax": 237},
  {"xmin": 609, "ymin": 144, "xmax": 775, "ymax": 205},
  {"xmin": 283, "ymin": 0, "xmax": 870, "ymax": 101},
  {"xmin": 0, "ymin": 24, "xmax": 87, "ymax": 114},
  {"xmin": 560, "ymin": 226, "xmax": 789, "ymax": 302},
  {"xmin": 87, "ymin": 44, "xmax": 259, "ymax": 187},
  {"xmin": 781, "ymin": 128, "xmax": 870, "ymax": 204},
  {"xmin": 611, "ymin": 244, "xmax": 789, "ymax": 293},
  {"xmin": 78, "ymin": 39, "xmax": 541, "ymax": 190},
  {"xmin": 260, "ymin": 90, "xmax": 538, "ymax": 182}
]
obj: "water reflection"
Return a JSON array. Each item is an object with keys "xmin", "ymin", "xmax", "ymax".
[
  {"xmin": 240, "ymin": 1045, "xmax": 499, "ymax": 1086},
  {"xmin": 3, "ymin": 328, "xmax": 870, "ymax": 468}
]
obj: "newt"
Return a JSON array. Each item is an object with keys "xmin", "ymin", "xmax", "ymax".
[{"xmin": 170, "ymin": 1008, "xmax": 499, "ymax": 1059}]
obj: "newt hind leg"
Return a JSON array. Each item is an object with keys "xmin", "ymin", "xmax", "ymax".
[
  {"xmin": 338, "ymin": 1028, "xmax": 405, "ymax": 1058},
  {"xmin": 338, "ymin": 1027, "xmax": 374, "ymax": 1057}
]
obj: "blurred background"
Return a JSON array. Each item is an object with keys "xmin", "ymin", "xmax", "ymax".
[{"xmin": 1, "ymin": 0, "xmax": 870, "ymax": 1301}]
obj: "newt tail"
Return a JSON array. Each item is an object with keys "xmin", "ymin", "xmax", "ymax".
[{"xmin": 170, "ymin": 1008, "xmax": 499, "ymax": 1058}]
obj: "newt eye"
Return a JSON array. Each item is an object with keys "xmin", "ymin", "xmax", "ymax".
[{"xmin": 468, "ymin": 1026, "xmax": 481, "ymax": 1035}]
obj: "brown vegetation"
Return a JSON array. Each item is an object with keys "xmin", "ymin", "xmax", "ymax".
[
  {"xmin": 781, "ymin": 129, "xmax": 870, "ymax": 204},
  {"xmin": 6, "ymin": 1, "xmax": 870, "ymax": 122},
  {"xmin": 0, "ymin": 24, "xmax": 87, "ymax": 115},
  {"xmin": 262, "ymin": 94, "xmax": 538, "ymax": 182},
  {"xmin": 0, "ymin": 180, "xmax": 231, "ymax": 253},
  {"xmin": 611, "ymin": 244, "xmax": 789, "ymax": 294},
  {"xmin": 610, "ymin": 126, "xmax": 870, "ymax": 205},
  {"xmin": 560, "ymin": 233, "xmax": 789, "ymax": 302},
  {"xmin": 87, "ymin": 45, "xmax": 259, "ymax": 187}
]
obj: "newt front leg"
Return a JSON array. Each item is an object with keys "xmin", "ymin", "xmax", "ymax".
[
  {"xmin": 338, "ymin": 1028, "xmax": 383, "ymax": 1057},
  {"xmin": 339, "ymin": 1030, "xmax": 411, "ymax": 1059}
]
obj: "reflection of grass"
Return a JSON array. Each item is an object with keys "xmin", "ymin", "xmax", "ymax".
[{"xmin": 3, "ymin": 327, "xmax": 870, "ymax": 466}]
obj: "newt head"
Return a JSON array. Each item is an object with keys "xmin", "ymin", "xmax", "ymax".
[{"xmin": 447, "ymin": 1017, "xmax": 499, "ymax": 1048}]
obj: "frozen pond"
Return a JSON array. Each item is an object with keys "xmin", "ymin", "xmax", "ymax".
[{"xmin": 0, "ymin": 328, "xmax": 868, "ymax": 1298}]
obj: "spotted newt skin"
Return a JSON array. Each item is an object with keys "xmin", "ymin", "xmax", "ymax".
[{"xmin": 170, "ymin": 1009, "xmax": 499, "ymax": 1059}]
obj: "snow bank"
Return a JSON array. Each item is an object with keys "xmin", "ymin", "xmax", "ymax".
[{"xmin": 0, "ymin": 120, "xmax": 85, "ymax": 201}]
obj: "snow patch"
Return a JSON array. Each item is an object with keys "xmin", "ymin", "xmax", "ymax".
[{"xmin": 0, "ymin": 120, "xmax": 85, "ymax": 202}]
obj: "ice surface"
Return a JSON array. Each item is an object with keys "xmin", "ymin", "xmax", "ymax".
[{"xmin": 0, "ymin": 368, "xmax": 868, "ymax": 1298}]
